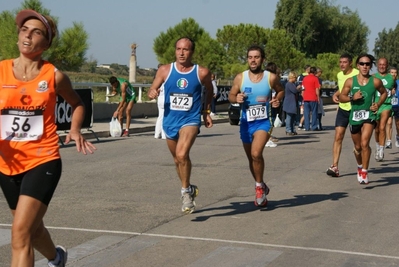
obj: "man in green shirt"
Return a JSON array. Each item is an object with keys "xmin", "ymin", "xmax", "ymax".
[
  {"xmin": 109, "ymin": 76, "xmax": 137, "ymax": 137},
  {"xmin": 339, "ymin": 53, "xmax": 386, "ymax": 184},
  {"xmin": 373, "ymin": 58, "xmax": 395, "ymax": 161}
]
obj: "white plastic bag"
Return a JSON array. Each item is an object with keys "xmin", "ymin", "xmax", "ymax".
[
  {"xmin": 109, "ymin": 117, "xmax": 122, "ymax": 137},
  {"xmin": 273, "ymin": 114, "xmax": 282, "ymax": 128}
]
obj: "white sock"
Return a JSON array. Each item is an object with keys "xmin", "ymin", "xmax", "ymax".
[
  {"xmin": 362, "ymin": 169, "xmax": 368, "ymax": 173},
  {"xmin": 376, "ymin": 143, "xmax": 379, "ymax": 149},
  {"xmin": 181, "ymin": 187, "xmax": 191, "ymax": 195},
  {"xmin": 255, "ymin": 182, "xmax": 263, "ymax": 187},
  {"xmin": 357, "ymin": 164, "xmax": 362, "ymax": 169}
]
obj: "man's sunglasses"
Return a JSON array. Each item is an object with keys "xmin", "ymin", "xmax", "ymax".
[{"xmin": 358, "ymin": 62, "xmax": 371, "ymax": 66}]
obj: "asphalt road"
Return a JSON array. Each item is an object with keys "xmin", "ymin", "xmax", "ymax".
[{"xmin": 1, "ymin": 110, "xmax": 399, "ymax": 267}]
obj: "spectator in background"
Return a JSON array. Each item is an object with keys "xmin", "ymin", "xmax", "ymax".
[
  {"xmin": 154, "ymin": 83, "xmax": 166, "ymax": 139},
  {"xmin": 283, "ymin": 71, "xmax": 301, "ymax": 135},
  {"xmin": 316, "ymin": 67, "xmax": 325, "ymax": 130},
  {"xmin": 297, "ymin": 65, "xmax": 310, "ymax": 129},
  {"xmin": 302, "ymin": 67, "xmax": 320, "ymax": 131},
  {"xmin": 109, "ymin": 76, "xmax": 137, "ymax": 137},
  {"xmin": 154, "ymin": 64, "xmax": 166, "ymax": 139},
  {"xmin": 210, "ymin": 73, "xmax": 219, "ymax": 115}
]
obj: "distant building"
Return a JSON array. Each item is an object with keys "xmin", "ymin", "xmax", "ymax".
[{"xmin": 97, "ymin": 64, "xmax": 111, "ymax": 69}]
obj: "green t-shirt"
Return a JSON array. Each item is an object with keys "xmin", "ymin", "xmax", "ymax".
[
  {"xmin": 337, "ymin": 68, "xmax": 359, "ymax": 111},
  {"xmin": 115, "ymin": 78, "xmax": 136, "ymax": 102},
  {"xmin": 349, "ymin": 76, "xmax": 376, "ymax": 125},
  {"xmin": 374, "ymin": 73, "xmax": 394, "ymax": 105}
]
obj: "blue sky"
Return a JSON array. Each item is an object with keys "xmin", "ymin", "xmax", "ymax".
[{"xmin": 2, "ymin": 0, "xmax": 398, "ymax": 69}]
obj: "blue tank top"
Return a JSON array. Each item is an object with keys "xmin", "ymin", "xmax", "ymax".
[
  {"xmin": 163, "ymin": 62, "xmax": 202, "ymax": 128},
  {"xmin": 393, "ymin": 80, "xmax": 399, "ymax": 107},
  {"xmin": 240, "ymin": 70, "xmax": 272, "ymax": 122}
]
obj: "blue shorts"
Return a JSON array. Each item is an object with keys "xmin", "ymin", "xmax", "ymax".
[
  {"xmin": 392, "ymin": 106, "xmax": 399, "ymax": 119},
  {"xmin": 164, "ymin": 123, "xmax": 200, "ymax": 140},
  {"xmin": 240, "ymin": 119, "xmax": 272, "ymax": 143}
]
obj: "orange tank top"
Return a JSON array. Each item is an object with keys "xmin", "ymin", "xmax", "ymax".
[{"xmin": 0, "ymin": 59, "xmax": 60, "ymax": 175}]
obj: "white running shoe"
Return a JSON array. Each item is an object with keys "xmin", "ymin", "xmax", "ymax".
[
  {"xmin": 378, "ymin": 147, "xmax": 384, "ymax": 161},
  {"xmin": 181, "ymin": 185, "xmax": 199, "ymax": 214},
  {"xmin": 386, "ymin": 141, "xmax": 392, "ymax": 149},
  {"xmin": 265, "ymin": 140, "xmax": 277, "ymax": 147},
  {"xmin": 357, "ymin": 167, "xmax": 362, "ymax": 183},
  {"xmin": 48, "ymin": 246, "xmax": 67, "ymax": 267},
  {"xmin": 359, "ymin": 171, "xmax": 369, "ymax": 185},
  {"xmin": 375, "ymin": 147, "xmax": 384, "ymax": 162}
]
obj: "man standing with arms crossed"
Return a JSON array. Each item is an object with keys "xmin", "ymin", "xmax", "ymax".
[
  {"xmin": 148, "ymin": 37, "xmax": 213, "ymax": 214},
  {"xmin": 373, "ymin": 58, "xmax": 395, "ymax": 161},
  {"xmin": 229, "ymin": 45, "xmax": 284, "ymax": 207},
  {"xmin": 326, "ymin": 53, "xmax": 359, "ymax": 177}
]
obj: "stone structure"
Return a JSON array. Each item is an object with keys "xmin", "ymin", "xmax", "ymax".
[{"xmin": 129, "ymin": 43, "xmax": 137, "ymax": 83}]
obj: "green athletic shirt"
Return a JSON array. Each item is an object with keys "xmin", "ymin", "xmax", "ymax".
[
  {"xmin": 116, "ymin": 78, "xmax": 136, "ymax": 102},
  {"xmin": 349, "ymin": 76, "xmax": 376, "ymax": 126},
  {"xmin": 337, "ymin": 68, "xmax": 359, "ymax": 111},
  {"xmin": 374, "ymin": 73, "xmax": 394, "ymax": 105}
]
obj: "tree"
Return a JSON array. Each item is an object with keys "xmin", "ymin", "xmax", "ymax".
[
  {"xmin": 80, "ymin": 56, "xmax": 98, "ymax": 73},
  {"xmin": 216, "ymin": 24, "xmax": 269, "ymax": 65},
  {"xmin": 264, "ymin": 28, "xmax": 305, "ymax": 71},
  {"xmin": 153, "ymin": 18, "xmax": 225, "ymax": 75},
  {"xmin": 0, "ymin": 0, "xmax": 89, "ymax": 71},
  {"xmin": 48, "ymin": 22, "xmax": 89, "ymax": 71},
  {"xmin": 0, "ymin": 11, "xmax": 19, "ymax": 60},
  {"xmin": 374, "ymin": 22, "xmax": 399, "ymax": 67},
  {"xmin": 314, "ymin": 53, "xmax": 341, "ymax": 81},
  {"xmin": 274, "ymin": 0, "xmax": 369, "ymax": 57},
  {"xmin": 216, "ymin": 24, "xmax": 305, "ymax": 74}
]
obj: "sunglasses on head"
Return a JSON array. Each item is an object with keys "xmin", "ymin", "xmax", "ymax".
[{"xmin": 358, "ymin": 62, "xmax": 371, "ymax": 66}]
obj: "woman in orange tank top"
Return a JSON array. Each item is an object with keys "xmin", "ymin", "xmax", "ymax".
[{"xmin": 0, "ymin": 9, "xmax": 96, "ymax": 267}]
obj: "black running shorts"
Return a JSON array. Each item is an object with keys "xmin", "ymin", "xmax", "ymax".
[
  {"xmin": 0, "ymin": 159, "xmax": 62, "ymax": 209},
  {"xmin": 335, "ymin": 107, "xmax": 350, "ymax": 128}
]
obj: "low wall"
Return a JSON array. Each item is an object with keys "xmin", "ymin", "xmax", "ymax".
[
  {"xmin": 93, "ymin": 102, "xmax": 158, "ymax": 120},
  {"xmin": 93, "ymin": 102, "xmax": 230, "ymax": 120}
]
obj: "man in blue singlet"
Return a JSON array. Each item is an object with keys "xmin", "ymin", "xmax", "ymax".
[
  {"xmin": 147, "ymin": 37, "xmax": 213, "ymax": 214},
  {"xmin": 228, "ymin": 45, "xmax": 284, "ymax": 207}
]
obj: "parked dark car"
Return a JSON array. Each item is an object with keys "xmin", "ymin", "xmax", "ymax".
[{"xmin": 228, "ymin": 103, "xmax": 241, "ymax": 125}]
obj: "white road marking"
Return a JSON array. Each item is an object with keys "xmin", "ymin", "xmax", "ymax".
[{"xmin": 1, "ymin": 223, "xmax": 398, "ymax": 260}]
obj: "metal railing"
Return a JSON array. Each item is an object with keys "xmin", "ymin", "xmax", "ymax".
[{"xmin": 71, "ymin": 82, "xmax": 152, "ymax": 103}]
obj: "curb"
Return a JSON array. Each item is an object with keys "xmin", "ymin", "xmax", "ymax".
[{"xmin": 58, "ymin": 117, "xmax": 230, "ymax": 143}]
